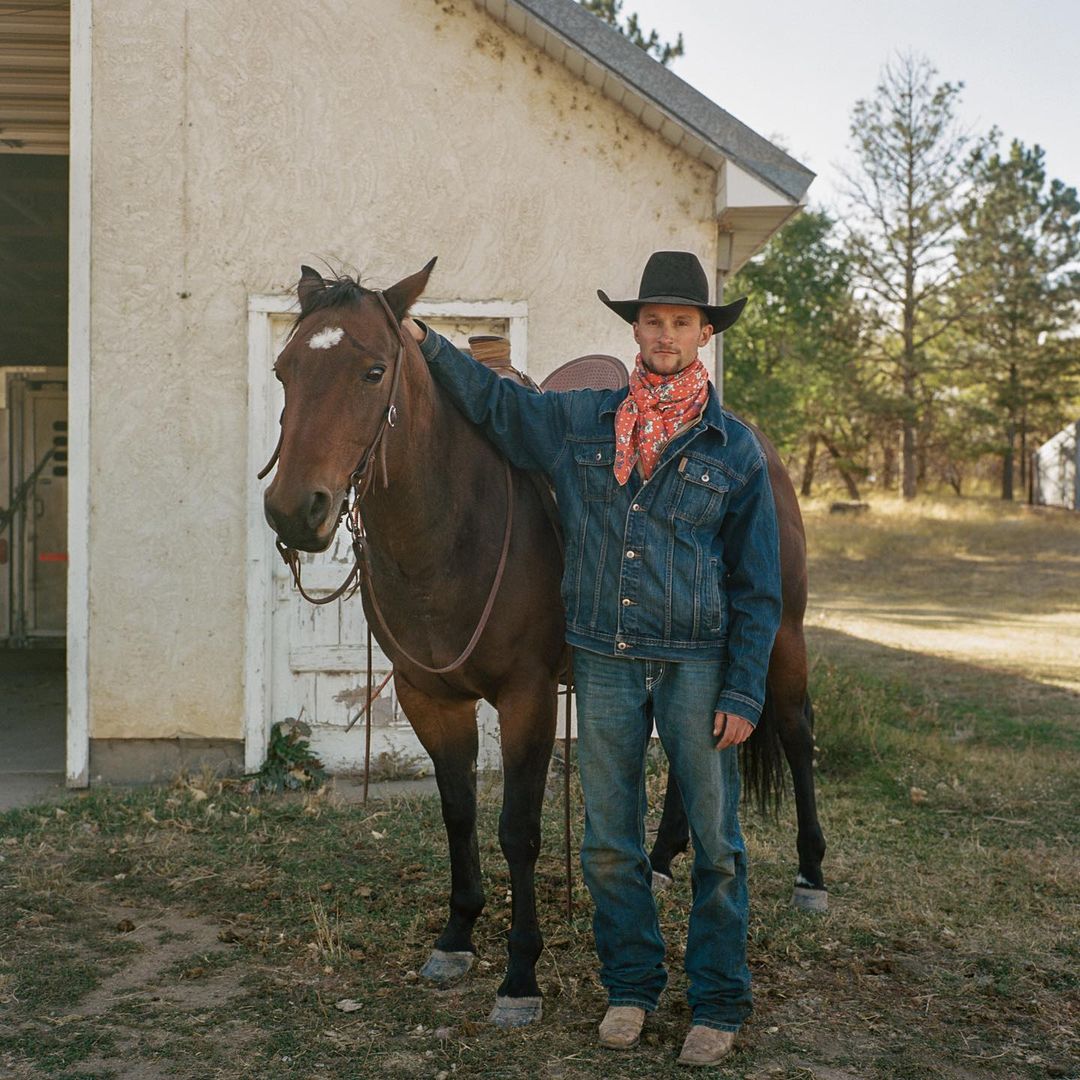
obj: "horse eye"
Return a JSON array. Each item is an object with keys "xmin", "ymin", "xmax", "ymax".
[{"xmin": 364, "ymin": 366, "xmax": 386, "ymax": 383}]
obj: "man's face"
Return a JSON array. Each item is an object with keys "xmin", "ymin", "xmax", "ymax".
[{"xmin": 632, "ymin": 304, "xmax": 714, "ymax": 376}]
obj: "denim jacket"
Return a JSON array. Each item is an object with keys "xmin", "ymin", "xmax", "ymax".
[{"xmin": 419, "ymin": 329, "xmax": 782, "ymax": 725}]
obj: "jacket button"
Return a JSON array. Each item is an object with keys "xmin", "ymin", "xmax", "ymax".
[
  {"xmin": 626, "ymin": 550, "xmax": 636, "ymax": 559},
  {"xmin": 622, "ymin": 597, "xmax": 631, "ymax": 606},
  {"xmin": 616, "ymin": 642, "xmax": 628, "ymax": 651},
  {"xmin": 701, "ymin": 472, "xmax": 710, "ymax": 483},
  {"xmin": 631, "ymin": 503, "xmax": 642, "ymax": 511},
  {"xmin": 596, "ymin": 451, "xmax": 603, "ymax": 460}
]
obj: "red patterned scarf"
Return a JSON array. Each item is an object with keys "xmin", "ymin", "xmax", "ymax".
[{"xmin": 613, "ymin": 355, "xmax": 710, "ymax": 485}]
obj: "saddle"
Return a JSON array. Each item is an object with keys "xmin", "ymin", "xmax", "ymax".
[{"xmin": 465, "ymin": 335, "xmax": 628, "ymax": 394}]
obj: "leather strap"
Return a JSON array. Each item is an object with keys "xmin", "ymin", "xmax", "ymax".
[{"xmin": 358, "ymin": 457, "xmax": 514, "ymax": 675}]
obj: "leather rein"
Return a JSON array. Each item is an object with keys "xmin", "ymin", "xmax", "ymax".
[{"xmin": 260, "ymin": 290, "xmax": 514, "ymax": 677}]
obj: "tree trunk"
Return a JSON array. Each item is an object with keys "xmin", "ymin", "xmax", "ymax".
[
  {"xmin": 801, "ymin": 435, "xmax": 818, "ymax": 497},
  {"xmin": 1001, "ymin": 362, "xmax": 1019, "ymax": 501},
  {"xmin": 821, "ymin": 435, "xmax": 861, "ymax": 500},
  {"xmin": 1001, "ymin": 422, "xmax": 1015, "ymax": 500},
  {"xmin": 902, "ymin": 415, "xmax": 917, "ymax": 499},
  {"xmin": 881, "ymin": 435, "xmax": 897, "ymax": 491},
  {"xmin": 1019, "ymin": 412, "xmax": 1028, "ymax": 495}
]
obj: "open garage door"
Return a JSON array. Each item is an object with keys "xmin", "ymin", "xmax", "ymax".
[{"xmin": 0, "ymin": 0, "xmax": 73, "ymax": 798}]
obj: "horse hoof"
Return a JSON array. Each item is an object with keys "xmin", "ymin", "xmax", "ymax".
[
  {"xmin": 791, "ymin": 885, "xmax": 828, "ymax": 913},
  {"xmin": 420, "ymin": 949, "xmax": 475, "ymax": 986},
  {"xmin": 488, "ymin": 995, "xmax": 543, "ymax": 1028},
  {"xmin": 651, "ymin": 870, "xmax": 674, "ymax": 893}
]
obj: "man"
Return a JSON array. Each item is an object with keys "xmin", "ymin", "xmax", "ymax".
[{"xmin": 403, "ymin": 251, "xmax": 782, "ymax": 1067}]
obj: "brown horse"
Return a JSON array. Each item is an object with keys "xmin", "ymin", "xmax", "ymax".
[{"xmin": 262, "ymin": 260, "xmax": 826, "ymax": 1028}]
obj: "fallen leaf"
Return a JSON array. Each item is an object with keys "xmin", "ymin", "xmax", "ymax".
[
  {"xmin": 909, "ymin": 786, "xmax": 928, "ymax": 804},
  {"xmin": 334, "ymin": 998, "xmax": 363, "ymax": 1013},
  {"xmin": 116, "ymin": 919, "xmax": 136, "ymax": 933}
]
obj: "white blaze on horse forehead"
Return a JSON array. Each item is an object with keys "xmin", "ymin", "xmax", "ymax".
[{"xmin": 308, "ymin": 326, "xmax": 345, "ymax": 350}]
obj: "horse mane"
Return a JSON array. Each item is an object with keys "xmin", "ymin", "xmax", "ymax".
[{"xmin": 289, "ymin": 273, "xmax": 367, "ymax": 336}]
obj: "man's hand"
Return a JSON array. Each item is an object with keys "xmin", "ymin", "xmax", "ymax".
[
  {"xmin": 402, "ymin": 316, "xmax": 425, "ymax": 344},
  {"xmin": 713, "ymin": 712, "xmax": 753, "ymax": 750}
]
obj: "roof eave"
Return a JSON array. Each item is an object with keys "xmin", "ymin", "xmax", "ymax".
[{"xmin": 476, "ymin": 0, "xmax": 815, "ymax": 205}]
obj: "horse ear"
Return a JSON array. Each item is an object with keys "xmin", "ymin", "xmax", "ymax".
[
  {"xmin": 297, "ymin": 265, "xmax": 326, "ymax": 316},
  {"xmin": 383, "ymin": 257, "xmax": 437, "ymax": 322}
]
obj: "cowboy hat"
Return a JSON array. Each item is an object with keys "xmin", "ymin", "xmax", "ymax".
[{"xmin": 597, "ymin": 250, "xmax": 747, "ymax": 332}]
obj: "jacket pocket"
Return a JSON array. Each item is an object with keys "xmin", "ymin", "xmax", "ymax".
[
  {"xmin": 670, "ymin": 457, "xmax": 731, "ymax": 524},
  {"xmin": 573, "ymin": 443, "xmax": 616, "ymax": 502},
  {"xmin": 707, "ymin": 557, "xmax": 726, "ymax": 632}
]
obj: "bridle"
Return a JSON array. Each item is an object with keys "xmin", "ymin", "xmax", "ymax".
[{"xmin": 260, "ymin": 289, "xmax": 514, "ymax": 677}]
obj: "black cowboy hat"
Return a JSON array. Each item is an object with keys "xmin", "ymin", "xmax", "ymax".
[{"xmin": 597, "ymin": 250, "xmax": 747, "ymax": 333}]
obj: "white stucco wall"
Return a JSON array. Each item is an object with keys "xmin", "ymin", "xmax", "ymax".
[{"xmin": 88, "ymin": 0, "xmax": 717, "ymax": 740}]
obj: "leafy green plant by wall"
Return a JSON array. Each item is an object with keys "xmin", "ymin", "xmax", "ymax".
[{"xmin": 248, "ymin": 716, "xmax": 327, "ymax": 794}]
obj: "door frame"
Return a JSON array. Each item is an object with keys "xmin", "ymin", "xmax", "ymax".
[
  {"xmin": 243, "ymin": 293, "xmax": 528, "ymax": 772},
  {"xmin": 66, "ymin": 0, "xmax": 92, "ymax": 787}
]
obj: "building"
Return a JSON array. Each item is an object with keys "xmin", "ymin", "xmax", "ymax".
[{"xmin": 0, "ymin": 0, "xmax": 813, "ymax": 786}]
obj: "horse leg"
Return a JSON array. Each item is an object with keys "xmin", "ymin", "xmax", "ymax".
[
  {"xmin": 648, "ymin": 767, "xmax": 690, "ymax": 891},
  {"xmin": 771, "ymin": 625, "xmax": 828, "ymax": 911},
  {"xmin": 487, "ymin": 671, "xmax": 557, "ymax": 1028},
  {"xmin": 784, "ymin": 694, "xmax": 827, "ymax": 910},
  {"xmin": 394, "ymin": 675, "xmax": 486, "ymax": 985}
]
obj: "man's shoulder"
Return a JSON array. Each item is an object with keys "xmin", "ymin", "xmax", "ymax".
[{"xmin": 701, "ymin": 408, "xmax": 768, "ymax": 480}]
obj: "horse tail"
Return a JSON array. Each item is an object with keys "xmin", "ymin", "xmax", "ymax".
[{"xmin": 740, "ymin": 688, "xmax": 788, "ymax": 816}]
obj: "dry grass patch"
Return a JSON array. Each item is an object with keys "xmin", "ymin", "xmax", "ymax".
[{"xmin": 805, "ymin": 494, "xmax": 1080, "ymax": 696}]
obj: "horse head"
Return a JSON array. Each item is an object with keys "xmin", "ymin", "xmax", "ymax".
[{"xmin": 262, "ymin": 258, "xmax": 437, "ymax": 551}]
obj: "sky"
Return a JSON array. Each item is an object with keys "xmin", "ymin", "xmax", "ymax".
[{"xmin": 625, "ymin": 0, "xmax": 1080, "ymax": 213}]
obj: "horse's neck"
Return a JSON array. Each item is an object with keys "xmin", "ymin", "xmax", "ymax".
[{"xmin": 359, "ymin": 349, "xmax": 490, "ymax": 574}]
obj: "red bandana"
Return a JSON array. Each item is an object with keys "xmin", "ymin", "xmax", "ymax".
[{"xmin": 613, "ymin": 355, "xmax": 710, "ymax": 485}]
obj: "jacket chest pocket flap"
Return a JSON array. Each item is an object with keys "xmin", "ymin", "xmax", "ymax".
[
  {"xmin": 574, "ymin": 443, "xmax": 616, "ymax": 501},
  {"xmin": 670, "ymin": 457, "xmax": 731, "ymax": 523}
]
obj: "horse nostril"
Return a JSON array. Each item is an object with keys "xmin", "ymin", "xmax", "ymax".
[{"xmin": 305, "ymin": 489, "xmax": 333, "ymax": 531}]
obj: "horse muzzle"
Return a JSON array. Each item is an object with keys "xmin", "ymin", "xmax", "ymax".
[{"xmin": 263, "ymin": 483, "xmax": 343, "ymax": 552}]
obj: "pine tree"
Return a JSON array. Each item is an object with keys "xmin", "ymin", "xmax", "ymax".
[
  {"xmin": 579, "ymin": 0, "xmax": 684, "ymax": 67},
  {"xmin": 954, "ymin": 139, "xmax": 1080, "ymax": 499},
  {"xmin": 724, "ymin": 211, "xmax": 870, "ymax": 497},
  {"xmin": 842, "ymin": 54, "xmax": 974, "ymax": 498}
]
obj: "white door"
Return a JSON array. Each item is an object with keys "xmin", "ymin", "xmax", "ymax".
[{"xmin": 249, "ymin": 302, "xmax": 528, "ymax": 775}]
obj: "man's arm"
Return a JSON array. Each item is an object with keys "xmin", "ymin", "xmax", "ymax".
[
  {"xmin": 713, "ymin": 457, "xmax": 783, "ymax": 730},
  {"xmin": 404, "ymin": 318, "xmax": 570, "ymax": 474}
]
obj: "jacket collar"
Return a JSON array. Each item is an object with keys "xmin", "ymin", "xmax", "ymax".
[{"xmin": 598, "ymin": 380, "xmax": 728, "ymax": 445}]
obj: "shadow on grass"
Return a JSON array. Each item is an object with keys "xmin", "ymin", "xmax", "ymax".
[{"xmin": 807, "ymin": 625, "xmax": 1079, "ymax": 751}]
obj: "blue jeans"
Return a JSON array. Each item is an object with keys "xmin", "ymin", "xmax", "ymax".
[{"xmin": 574, "ymin": 647, "xmax": 751, "ymax": 1032}]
